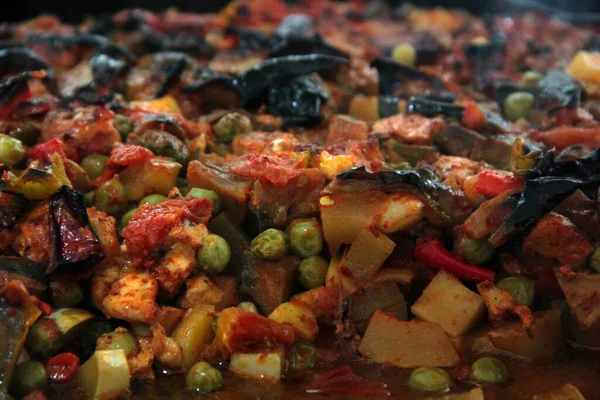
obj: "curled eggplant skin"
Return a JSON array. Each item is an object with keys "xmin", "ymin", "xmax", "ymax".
[
  {"xmin": 536, "ymin": 69, "xmax": 581, "ymax": 111},
  {"xmin": 154, "ymin": 54, "xmax": 187, "ymax": 98},
  {"xmin": 89, "ymin": 54, "xmax": 129, "ymax": 87},
  {"xmin": 25, "ymin": 33, "xmax": 135, "ymax": 63},
  {"xmin": 0, "ymin": 257, "xmax": 46, "ymax": 284},
  {"xmin": 407, "ymin": 97, "xmax": 464, "ymax": 119},
  {"xmin": 370, "ymin": 58, "xmax": 446, "ymax": 95},
  {"xmin": 0, "ymin": 47, "xmax": 50, "ymax": 75},
  {"xmin": 0, "ymin": 70, "xmax": 46, "ymax": 118},
  {"xmin": 269, "ymin": 34, "xmax": 349, "ymax": 59},
  {"xmin": 47, "ymin": 186, "xmax": 104, "ymax": 279}
]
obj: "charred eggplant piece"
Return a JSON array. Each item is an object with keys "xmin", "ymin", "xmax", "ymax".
[
  {"xmin": 269, "ymin": 34, "xmax": 349, "ymax": 59},
  {"xmin": 370, "ymin": 57, "xmax": 445, "ymax": 96},
  {"xmin": 67, "ymin": 54, "xmax": 128, "ymax": 105},
  {"xmin": 153, "ymin": 52, "xmax": 188, "ymax": 98},
  {"xmin": 0, "ymin": 282, "xmax": 42, "ymax": 395},
  {"xmin": 47, "ymin": 186, "xmax": 104, "ymax": 279},
  {"xmin": 0, "ymin": 70, "xmax": 46, "ymax": 119},
  {"xmin": 0, "ymin": 257, "xmax": 45, "ymax": 284},
  {"xmin": 0, "ymin": 192, "xmax": 24, "ymax": 231},
  {"xmin": 407, "ymin": 97, "xmax": 464, "ymax": 119},
  {"xmin": 0, "ymin": 47, "xmax": 50, "ymax": 75},
  {"xmin": 266, "ymin": 74, "xmax": 328, "ymax": 128},
  {"xmin": 275, "ymin": 14, "xmax": 316, "ymax": 38},
  {"xmin": 26, "ymin": 33, "xmax": 135, "ymax": 63},
  {"xmin": 225, "ymin": 25, "xmax": 271, "ymax": 51},
  {"xmin": 537, "ymin": 69, "xmax": 581, "ymax": 111}
]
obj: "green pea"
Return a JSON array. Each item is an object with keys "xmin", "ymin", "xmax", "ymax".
[
  {"xmin": 589, "ymin": 244, "xmax": 600, "ymax": 273},
  {"xmin": 213, "ymin": 112, "xmax": 252, "ymax": 141},
  {"xmin": 470, "ymin": 357, "xmax": 508, "ymax": 384},
  {"xmin": 197, "ymin": 234, "xmax": 231, "ymax": 275},
  {"xmin": 80, "ymin": 154, "xmax": 109, "ymax": 180},
  {"xmin": 238, "ymin": 302, "xmax": 258, "ymax": 313},
  {"xmin": 408, "ymin": 367, "xmax": 453, "ymax": 393},
  {"xmin": 288, "ymin": 341, "xmax": 316, "ymax": 371},
  {"xmin": 298, "ymin": 256, "xmax": 328, "ymax": 290},
  {"xmin": 496, "ymin": 275, "xmax": 535, "ymax": 307},
  {"xmin": 120, "ymin": 208, "xmax": 138, "ymax": 230},
  {"xmin": 139, "ymin": 194, "xmax": 167, "ymax": 206},
  {"xmin": 287, "ymin": 219, "xmax": 323, "ymax": 258},
  {"xmin": 454, "ymin": 235, "xmax": 494, "ymax": 265},
  {"xmin": 0, "ymin": 136, "xmax": 26, "ymax": 166},
  {"xmin": 96, "ymin": 329, "xmax": 139, "ymax": 357},
  {"xmin": 9, "ymin": 122, "xmax": 40, "ymax": 146},
  {"xmin": 186, "ymin": 361, "xmax": 223, "ymax": 393},
  {"xmin": 188, "ymin": 188, "xmax": 221, "ymax": 214},
  {"xmin": 113, "ymin": 114, "xmax": 134, "ymax": 137},
  {"xmin": 504, "ymin": 92, "xmax": 535, "ymax": 122},
  {"xmin": 10, "ymin": 361, "xmax": 48, "ymax": 398},
  {"xmin": 251, "ymin": 228, "xmax": 288, "ymax": 261},
  {"xmin": 83, "ymin": 191, "xmax": 95, "ymax": 206},
  {"xmin": 94, "ymin": 176, "xmax": 127, "ymax": 216},
  {"xmin": 50, "ymin": 281, "xmax": 83, "ymax": 308},
  {"xmin": 519, "ymin": 71, "xmax": 543, "ymax": 86}
]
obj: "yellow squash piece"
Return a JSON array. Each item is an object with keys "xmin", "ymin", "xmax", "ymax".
[
  {"xmin": 411, "ymin": 270, "xmax": 485, "ymax": 337},
  {"xmin": 566, "ymin": 51, "xmax": 600, "ymax": 85},
  {"xmin": 376, "ymin": 192, "xmax": 425, "ymax": 234},
  {"xmin": 76, "ymin": 349, "xmax": 130, "ymax": 400},
  {"xmin": 130, "ymin": 95, "xmax": 182, "ymax": 115},
  {"xmin": 171, "ymin": 306, "xmax": 216, "ymax": 370},
  {"xmin": 359, "ymin": 311, "xmax": 459, "ymax": 368},
  {"xmin": 268, "ymin": 302, "xmax": 318, "ymax": 342},
  {"xmin": 119, "ymin": 157, "xmax": 181, "ymax": 201},
  {"xmin": 229, "ymin": 349, "xmax": 286, "ymax": 381}
]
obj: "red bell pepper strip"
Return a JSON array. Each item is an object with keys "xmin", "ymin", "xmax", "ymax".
[
  {"xmin": 46, "ymin": 352, "xmax": 80, "ymax": 383},
  {"xmin": 414, "ymin": 238, "xmax": 496, "ymax": 282},
  {"xmin": 473, "ymin": 170, "xmax": 524, "ymax": 198},
  {"xmin": 462, "ymin": 102, "xmax": 487, "ymax": 130}
]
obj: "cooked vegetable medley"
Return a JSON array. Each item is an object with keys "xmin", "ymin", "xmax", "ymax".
[{"xmin": 1, "ymin": 0, "xmax": 600, "ymax": 399}]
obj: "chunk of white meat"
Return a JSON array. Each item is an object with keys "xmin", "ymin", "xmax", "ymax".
[
  {"xmin": 154, "ymin": 243, "xmax": 197, "ymax": 297},
  {"xmin": 91, "ymin": 262, "xmax": 121, "ymax": 313},
  {"xmin": 103, "ymin": 272, "xmax": 159, "ymax": 324},
  {"xmin": 150, "ymin": 323, "xmax": 183, "ymax": 372},
  {"xmin": 128, "ymin": 337, "xmax": 155, "ymax": 380}
]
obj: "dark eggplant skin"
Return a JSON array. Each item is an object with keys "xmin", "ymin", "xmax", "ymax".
[
  {"xmin": 370, "ymin": 57, "xmax": 446, "ymax": 95},
  {"xmin": 66, "ymin": 54, "xmax": 129, "ymax": 105},
  {"xmin": 536, "ymin": 69, "xmax": 581, "ymax": 111},
  {"xmin": 407, "ymin": 97, "xmax": 464, "ymax": 119},
  {"xmin": 266, "ymin": 74, "xmax": 329, "ymax": 128},
  {"xmin": 0, "ymin": 47, "xmax": 50, "ymax": 76},
  {"xmin": 154, "ymin": 53, "xmax": 188, "ymax": 98},
  {"xmin": 0, "ymin": 70, "xmax": 47, "ymax": 116},
  {"xmin": 47, "ymin": 186, "xmax": 104, "ymax": 279}
]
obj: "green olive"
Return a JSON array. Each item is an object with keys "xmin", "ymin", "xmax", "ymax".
[
  {"xmin": 186, "ymin": 361, "xmax": 223, "ymax": 393},
  {"xmin": 238, "ymin": 302, "xmax": 258, "ymax": 313},
  {"xmin": 187, "ymin": 188, "xmax": 221, "ymax": 214},
  {"xmin": 94, "ymin": 176, "xmax": 127, "ymax": 216},
  {"xmin": 80, "ymin": 154, "xmax": 109, "ymax": 180},
  {"xmin": 113, "ymin": 114, "xmax": 134, "ymax": 137},
  {"xmin": 96, "ymin": 329, "xmax": 139, "ymax": 357},
  {"xmin": 589, "ymin": 244, "xmax": 600, "ymax": 273},
  {"xmin": 50, "ymin": 281, "xmax": 84, "ymax": 308},
  {"xmin": 9, "ymin": 122, "xmax": 40, "ymax": 146},
  {"xmin": 391, "ymin": 43, "xmax": 417, "ymax": 66},
  {"xmin": 0, "ymin": 136, "xmax": 26, "ymax": 166},
  {"xmin": 213, "ymin": 112, "xmax": 252, "ymax": 141},
  {"xmin": 286, "ymin": 219, "xmax": 323, "ymax": 258},
  {"xmin": 504, "ymin": 92, "xmax": 535, "ymax": 122},
  {"xmin": 120, "ymin": 208, "xmax": 138, "ymax": 230},
  {"xmin": 196, "ymin": 234, "xmax": 231, "ymax": 275},
  {"xmin": 519, "ymin": 71, "xmax": 543, "ymax": 86},
  {"xmin": 250, "ymin": 228, "xmax": 288, "ymax": 261},
  {"xmin": 470, "ymin": 357, "xmax": 508, "ymax": 384},
  {"xmin": 408, "ymin": 367, "xmax": 453, "ymax": 393},
  {"xmin": 298, "ymin": 256, "xmax": 328, "ymax": 290},
  {"xmin": 10, "ymin": 361, "xmax": 48, "ymax": 398},
  {"xmin": 139, "ymin": 194, "xmax": 167, "ymax": 206},
  {"xmin": 454, "ymin": 235, "xmax": 494, "ymax": 265},
  {"xmin": 496, "ymin": 275, "xmax": 535, "ymax": 307},
  {"xmin": 133, "ymin": 129, "xmax": 189, "ymax": 165},
  {"xmin": 288, "ymin": 341, "xmax": 316, "ymax": 371}
]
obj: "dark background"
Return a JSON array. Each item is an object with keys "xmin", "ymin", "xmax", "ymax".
[{"xmin": 3, "ymin": 0, "xmax": 600, "ymax": 22}]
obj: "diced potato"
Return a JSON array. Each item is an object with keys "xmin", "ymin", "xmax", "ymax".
[
  {"xmin": 76, "ymin": 350, "xmax": 130, "ymax": 400},
  {"xmin": 532, "ymin": 383, "xmax": 586, "ymax": 400},
  {"xmin": 130, "ymin": 95, "xmax": 182, "ymax": 115},
  {"xmin": 340, "ymin": 228, "xmax": 396, "ymax": 282},
  {"xmin": 154, "ymin": 243, "xmax": 196, "ymax": 297},
  {"xmin": 320, "ymin": 190, "xmax": 386, "ymax": 254},
  {"xmin": 566, "ymin": 51, "xmax": 600, "ymax": 85},
  {"xmin": 411, "ymin": 271, "xmax": 485, "ymax": 337},
  {"xmin": 325, "ymin": 251, "xmax": 359, "ymax": 294},
  {"xmin": 179, "ymin": 274, "xmax": 239, "ymax": 311},
  {"xmin": 555, "ymin": 271, "xmax": 600, "ymax": 329},
  {"xmin": 359, "ymin": 311, "xmax": 459, "ymax": 368},
  {"xmin": 326, "ymin": 114, "xmax": 369, "ymax": 144},
  {"xmin": 487, "ymin": 309, "xmax": 565, "ymax": 361},
  {"xmin": 376, "ymin": 192, "xmax": 425, "ymax": 234},
  {"xmin": 171, "ymin": 306, "xmax": 216, "ymax": 370},
  {"xmin": 102, "ymin": 272, "xmax": 158, "ymax": 324},
  {"xmin": 268, "ymin": 302, "xmax": 318, "ymax": 342},
  {"xmin": 120, "ymin": 157, "xmax": 181, "ymax": 201},
  {"xmin": 349, "ymin": 283, "xmax": 407, "ymax": 332},
  {"xmin": 317, "ymin": 151, "xmax": 356, "ymax": 180},
  {"xmin": 427, "ymin": 387, "xmax": 484, "ymax": 400},
  {"xmin": 230, "ymin": 349, "xmax": 285, "ymax": 381}
]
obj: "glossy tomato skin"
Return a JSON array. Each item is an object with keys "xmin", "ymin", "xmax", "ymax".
[{"xmin": 46, "ymin": 352, "xmax": 80, "ymax": 384}]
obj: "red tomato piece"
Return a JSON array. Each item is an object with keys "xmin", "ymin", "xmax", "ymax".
[
  {"xmin": 46, "ymin": 352, "xmax": 80, "ymax": 383},
  {"xmin": 473, "ymin": 170, "xmax": 524, "ymax": 198},
  {"xmin": 107, "ymin": 144, "xmax": 154, "ymax": 167}
]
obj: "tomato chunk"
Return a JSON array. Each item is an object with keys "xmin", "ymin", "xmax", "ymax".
[
  {"xmin": 108, "ymin": 145, "xmax": 154, "ymax": 167},
  {"xmin": 46, "ymin": 352, "xmax": 80, "ymax": 383},
  {"xmin": 473, "ymin": 170, "xmax": 524, "ymax": 198}
]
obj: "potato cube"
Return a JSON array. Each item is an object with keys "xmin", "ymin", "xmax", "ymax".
[
  {"xmin": 268, "ymin": 302, "xmax": 318, "ymax": 342},
  {"xmin": 230, "ymin": 349, "xmax": 285, "ymax": 381},
  {"xmin": 359, "ymin": 311, "xmax": 459, "ymax": 368},
  {"xmin": 487, "ymin": 309, "xmax": 565, "ymax": 362},
  {"xmin": 340, "ymin": 228, "xmax": 396, "ymax": 282},
  {"xmin": 120, "ymin": 157, "xmax": 181, "ymax": 201},
  {"xmin": 376, "ymin": 192, "xmax": 425, "ymax": 234},
  {"xmin": 76, "ymin": 350, "xmax": 130, "ymax": 400},
  {"xmin": 171, "ymin": 306, "xmax": 216, "ymax": 370},
  {"xmin": 411, "ymin": 271, "xmax": 485, "ymax": 337}
]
